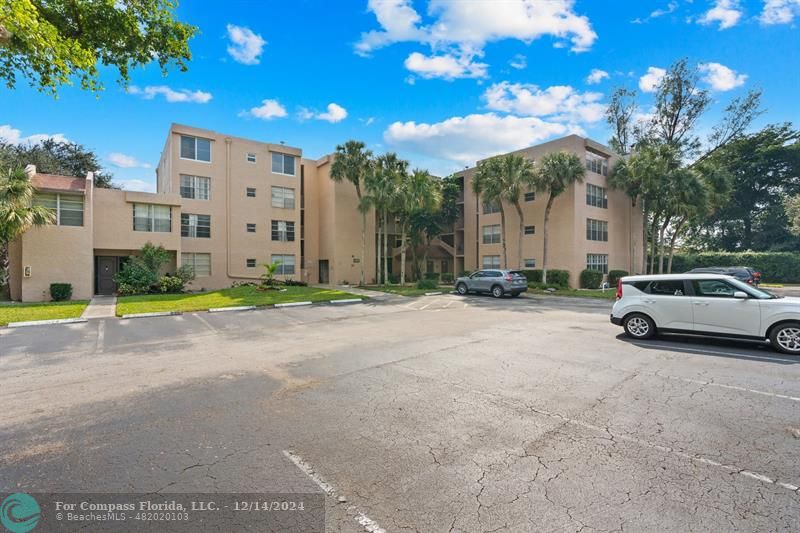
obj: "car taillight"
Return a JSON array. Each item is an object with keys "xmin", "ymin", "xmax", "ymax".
[
  {"xmin": 505, "ymin": 274, "xmax": 513, "ymax": 281},
  {"xmin": 616, "ymin": 279, "xmax": 623, "ymax": 300}
]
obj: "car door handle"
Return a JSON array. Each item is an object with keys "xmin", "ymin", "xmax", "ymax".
[
  {"xmin": 693, "ymin": 302, "xmax": 709, "ymax": 306},
  {"xmin": 643, "ymin": 299, "xmax": 656, "ymax": 304}
]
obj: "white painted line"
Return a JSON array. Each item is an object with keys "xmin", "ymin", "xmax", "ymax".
[
  {"xmin": 330, "ymin": 298, "xmax": 363, "ymax": 304},
  {"xmin": 444, "ymin": 301, "xmax": 454, "ymax": 308},
  {"xmin": 648, "ymin": 342, "xmax": 797, "ymax": 363},
  {"xmin": 424, "ymin": 291, "xmax": 442, "ymax": 296},
  {"xmin": 283, "ymin": 450, "xmax": 386, "ymax": 533},
  {"xmin": 7, "ymin": 317, "xmax": 87, "ymax": 328},
  {"xmin": 208, "ymin": 305, "xmax": 256, "ymax": 313},
  {"xmin": 120, "ymin": 311, "xmax": 182, "ymax": 319},
  {"xmin": 419, "ymin": 303, "xmax": 432, "ymax": 310},
  {"xmin": 274, "ymin": 301, "xmax": 313, "ymax": 308},
  {"xmin": 95, "ymin": 320, "xmax": 105, "ymax": 353},
  {"xmin": 669, "ymin": 375, "xmax": 800, "ymax": 402}
]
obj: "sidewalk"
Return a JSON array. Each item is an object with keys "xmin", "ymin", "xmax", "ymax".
[{"xmin": 81, "ymin": 295, "xmax": 117, "ymax": 319}]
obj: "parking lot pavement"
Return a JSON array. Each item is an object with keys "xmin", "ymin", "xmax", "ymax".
[{"xmin": 1, "ymin": 294, "xmax": 799, "ymax": 531}]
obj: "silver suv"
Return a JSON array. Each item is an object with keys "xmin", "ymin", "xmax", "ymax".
[{"xmin": 455, "ymin": 269, "xmax": 528, "ymax": 298}]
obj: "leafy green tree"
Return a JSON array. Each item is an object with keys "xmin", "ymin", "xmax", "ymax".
[
  {"xmin": 0, "ymin": 0, "xmax": 196, "ymax": 95},
  {"xmin": 330, "ymin": 141, "xmax": 374, "ymax": 286},
  {"xmin": 533, "ymin": 152, "xmax": 585, "ymax": 284},
  {"xmin": 261, "ymin": 260, "xmax": 281, "ymax": 288},
  {"xmin": 787, "ymin": 195, "xmax": 800, "ymax": 237},
  {"xmin": 498, "ymin": 154, "xmax": 536, "ymax": 270},
  {"xmin": 366, "ymin": 153, "xmax": 405, "ymax": 284},
  {"xmin": 407, "ymin": 175, "xmax": 459, "ymax": 279},
  {"xmin": 396, "ymin": 169, "xmax": 439, "ymax": 285},
  {"xmin": 0, "ymin": 167, "xmax": 55, "ymax": 291},
  {"xmin": 0, "ymin": 138, "xmax": 115, "ymax": 188},
  {"xmin": 472, "ymin": 157, "xmax": 509, "ymax": 268}
]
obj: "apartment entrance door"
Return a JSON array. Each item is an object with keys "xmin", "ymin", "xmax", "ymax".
[
  {"xmin": 319, "ymin": 260, "xmax": 330, "ymax": 284},
  {"xmin": 96, "ymin": 256, "xmax": 118, "ymax": 295}
]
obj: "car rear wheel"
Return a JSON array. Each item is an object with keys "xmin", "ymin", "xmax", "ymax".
[
  {"xmin": 491, "ymin": 285, "xmax": 504, "ymax": 298},
  {"xmin": 456, "ymin": 283, "xmax": 469, "ymax": 295},
  {"xmin": 770, "ymin": 322, "xmax": 800, "ymax": 355},
  {"xmin": 623, "ymin": 313, "xmax": 656, "ymax": 340}
]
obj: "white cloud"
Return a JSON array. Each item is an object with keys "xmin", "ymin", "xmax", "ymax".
[
  {"xmin": 509, "ymin": 54, "xmax": 527, "ymax": 70},
  {"xmin": 361, "ymin": 117, "xmax": 376, "ymax": 126},
  {"xmin": 0, "ymin": 124, "xmax": 69, "ymax": 145},
  {"xmin": 384, "ymin": 113, "xmax": 582, "ymax": 166},
  {"xmin": 638, "ymin": 67, "xmax": 667, "ymax": 92},
  {"xmin": 760, "ymin": 0, "xmax": 800, "ymax": 24},
  {"xmin": 404, "ymin": 51, "xmax": 488, "ymax": 80},
  {"xmin": 128, "ymin": 85, "xmax": 212, "ymax": 104},
  {"xmin": 698, "ymin": 0, "xmax": 743, "ymax": 29},
  {"xmin": 699, "ymin": 62, "xmax": 747, "ymax": 91},
  {"xmin": 632, "ymin": 1, "xmax": 678, "ymax": 23},
  {"xmin": 240, "ymin": 99, "xmax": 288, "ymax": 120},
  {"xmin": 355, "ymin": 0, "xmax": 597, "ymax": 79},
  {"xmin": 483, "ymin": 82, "xmax": 606, "ymax": 123},
  {"xmin": 298, "ymin": 103, "xmax": 349, "ymax": 123},
  {"xmin": 586, "ymin": 68, "xmax": 609, "ymax": 85},
  {"xmin": 107, "ymin": 152, "xmax": 151, "ymax": 169},
  {"xmin": 117, "ymin": 179, "xmax": 155, "ymax": 193},
  {"xmin": 226, "ymin": 24, "xmax": 266, "ymax": 65}
]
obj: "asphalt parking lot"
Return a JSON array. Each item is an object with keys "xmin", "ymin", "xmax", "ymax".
[{"xmin": 1, "ymin": 293, "xmax": 798, "ymax": 531}]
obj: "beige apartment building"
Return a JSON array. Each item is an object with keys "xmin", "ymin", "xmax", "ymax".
[{"xmin": 9, "ymin": 126, "xmax": 641, "ymax": 301}]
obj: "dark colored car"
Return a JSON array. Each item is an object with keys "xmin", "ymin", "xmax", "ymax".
[{"xmin": 687, "ymin": 267, "xmax": 761, "ymax": 285}]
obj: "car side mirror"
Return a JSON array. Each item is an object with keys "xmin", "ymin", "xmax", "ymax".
[{"xmin": 733, "ymin": 291, "xmax": 749, "ymax": 299}]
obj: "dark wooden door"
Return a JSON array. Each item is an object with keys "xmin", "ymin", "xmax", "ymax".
[
  {"xmin": 318, "ymin": 260, "xmax": 329, "ymax": 284},
  {"xmin": 97, "ymin": 256, "xmax": 118, "ymax": 295}
]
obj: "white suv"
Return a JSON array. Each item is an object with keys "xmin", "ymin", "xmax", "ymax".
[{"xmin": 610, "ymin": 274, "xmax": 800, "ymax": 355}]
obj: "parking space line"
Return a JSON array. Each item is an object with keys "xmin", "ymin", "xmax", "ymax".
[
  {"xmin": 667, "ymin": 375, "xmax": 800, "ymax": 402},
  {"xmin": 283, "ymin": 450, "xmax": 386, "ymax": 533}
]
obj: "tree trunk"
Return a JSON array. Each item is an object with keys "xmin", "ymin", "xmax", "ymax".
[
  {"xmin": 542, "ymin": 193, "xmax": 555, "ymax": 285},
  {"xmin": 649, "ymin": 216, "xmax": 659, "ymax": 274},
  {"xmin": 376, "ymin": 212, "xmax": 382, "ymax": 285},
  {"xmin": 667, "ymin": 218, "xmax": 686, "ymax": 273},
  {"xmin": 0, "ymin": 242, "xmax": 9, "ymax": 298},
  {"xmin": 641, "ymin": 199, "xmax": 648, "ymax": 275},
  {"xmin": 499, "ymin": 205, "xmax": 508, "ymax": 269},
  {"xmin": 383, "ymin": 210, "xmax": 389, "ymax": 284},
  {"xmin": 743, "ymin": 217, "xmax": 752, "ymax": 250},
  {"xmin": 658, "ymin": 216, "xmax": 670, "ymax": 274},
  {"xmin": 513, "ymin": 200, "xmax": 524, "ymax": 270},
  {"xmin": 360, "ymin": 209, "xmax": 366, "ymax": 286},
  {"xmin": 400, "ymin": 224, "xmax": 407, "ymax": 286}
]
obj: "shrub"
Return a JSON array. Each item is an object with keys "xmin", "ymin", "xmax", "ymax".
[
  {"xmin": 520, "ymin": 269, "xmax": 543, "ymax": 283},
  {"xmin": 50, "ymin": 283, "xmax": 72, "ymax": 301},
  {"xmin": 261, "ymin": 260, "xmax": 281, "ymax": 288},
  {"xmin": 579, "ymin": 269, "xmax": 603, "ymax": 289},
  {"xmin": 668, "ymin": 252, "xmax": 800, "ymax": 283},
  {"xmin": 424, "ymin": 272, "xmax": 440, "ymax": 280},
  {"xmin": 114, "ymin": 259, "xmax": 158, "ymax": 294},
  {"xmin": 416, "ymin": 279, "xmax": 438, "ymax": 290},
  {"xmin": 388, "ymin": 274, "xmax": 400, "ymax": 284},
  {"xmin": 441, "ymin": 273, "xmax": 454, "ymax": 284},
  {"xmin": 282, "ymin": 279, "xmax": 308, "ymax": 287},
  {"xmin": 543, "ymin": 269, "xmax": 570, "ymax": 288},
  {"xmin": 157, "ymin": 275, "xmax": 185, "ymax": 293},
  {"xmin": 458, "ymin": 270, "xmax": 471, "ymax": 277},
  {"xmin": 174, "ymin": 264, "xmax": 195, "ymax": 284},
  {"xmin": 608, "ymin": 270, "xmax": 629, "ymax": 286}
]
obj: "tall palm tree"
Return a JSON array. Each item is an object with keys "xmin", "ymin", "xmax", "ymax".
[
  {"xmin": 496, "ymin": 154, "xmax": 536, "ymax": 269},
  {"xmin": 330, "ymin": 140, "xmax": 373, "ymax": 286},
  {"xmin": 0, "ymin": 168, "xmax": 55, "ymax": 291},
  {"xmin": 472, "ymin": 157, "xmax": 508, "ymax": 268},
  {"xmin": 396, "ymin": 169, "xmax": 439, "ymax": 286},
  {"xmin": 367, "ymin": 153, "xmax": 406, "ymax": 284},
  {"xmin": 533, "ymin": 152, "xmax": 586, "ymax": 284}
]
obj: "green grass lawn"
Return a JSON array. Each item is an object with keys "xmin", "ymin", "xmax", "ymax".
[
  {"xmin": 525, "ymin": 287, "xmax": 617, "ymax": 300},
  {"xmin": 0, "ymin": 300, "xmax": 89, "ymax": 326},
  {"xmin": 116, "ymin": 285, "xmax": 360, "ymax": 316},
  {"xmin": 363, "ymin": 284, "xmax": 452, "ymax": 297}
]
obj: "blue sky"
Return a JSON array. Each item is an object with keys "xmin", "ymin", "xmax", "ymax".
[{"xmin": 1, "ymin": 0, "xmax": 799, "ymax": 191}]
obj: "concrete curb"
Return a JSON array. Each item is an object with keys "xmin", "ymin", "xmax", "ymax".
[
  {"xmin": 121, "ymin": 311, "xmax": 182, "ymax": 319},
  {"xmin": 274, "ymin": 301, "xmax": 313, "ymax": 308},
  {"xmin": 424, "ymin": 291, "xmax": 443, "ymax": 296},
  {"xmin": 329, "ymin": 298, "xmax": 363, "ymax": 304},
  {"xmin": 208, "ymin": 306, "xmax": 257, "ymax": 313},
  {"xmin": 7, "ymin": 317, "xmax": 88, "ymax": 328}
]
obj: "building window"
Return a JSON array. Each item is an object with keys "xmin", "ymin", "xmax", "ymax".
[
  {"xmin": 482, "ymin": 255, "xmax": 501, "ymax": 269},
  {"xmin": 586, "ymin": 183, "xmax": 608, "ymax": 209},
  {"xmin": 524, "ymin": 225, "xmax": 535, "ymax": 235},
  {"xmin": 524, "ymin": 191, "xmax": 535, "ymax": 202},
  {"xmin": 271, "ymin": 220, "xmax": 295, "ymax": 242},
  {"xmin": 585, "ymin": 153, "xmax": 608, "ymax": 176},
  {"xmin": 180, "ymin": 175, "xmax": 210, "ymax": 200},
  {"xmin": 524, "ymin": 258, "xmax": 536, "ymax": 268},
  {"xmin": 587, "ymin": 254, "xmax": 608, "ymax": 274},
  {"xmin": 133, "ymin": 204, "xmax": 171, "ymax": 232},
  {"xmin": 271, "ymin": 254, "xmax": 295, "ymax": 275},
  {"xmin": 482, "ymin": 201, "xmax": 500, "ymax": 214},
  {"xmin": 271, "ymin": 186, "xmax": 296, "ymax": 209},
  {"xmin": 182, "ymin": 253, "xmax": 211, "ymax": 276},
  {"xmin": 246, "ymin": 187, "xmax": 256, "ymax": 198},
  {"xmin": 34, "ymin": 193, "xmax": 84, "ymax": 226},
  {"xmin": 246, "ymin": 152, "xmax": 257, "ymax": 163},
  {"xmin": 441, "ymin": 259, "xmax": 449, "ymax": 273},
  {"xmin": 482, "ymin": 224, "xmax": 501, "ymax": 244},
  {"xmin": 246, "ymin": 258, "xmax": 257, "ymax": 268},
  {"xmin": 271, "ymin": 153, "xmax": 296, "ymax": 176},
  {"xmin": 586, "ymin": 219, "xmax": 608, "ymax": 241},
  {"xmin": 180, "ymin": 135, "xmax": 211, "ymax": 162},
  {"xmin": 246, "ymin": 223, "xmax": 256, "ymax": 233},
  {"xmin": 181, "ymin": 213, "xmax": 211, "ymax": 238}
]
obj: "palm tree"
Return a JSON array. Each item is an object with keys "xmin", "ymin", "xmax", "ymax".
[
  {"xmin": 0, "ymin": 168, "xmax": 55, "ymax": 292},
  {"xmin": 330, "ymin": 141, "xmax": 373, "ymax": 286},
  {"xmin": 472, "ymin": 157, "xmax": 508, "ymax": 268},
  {"xmin": 496, "ymin": 154, "xmax": 536, "ymax": 269},
  {"xmin": 367, "ymin": 153, "xmax": 406, "ymax": 285},
  {"xmin": 396, "ymin": 169, "xmax": 439, "ymax": 286},
  {"xmin": 533, "ymin": 152, "xmax": 586, "ymax": 284}
]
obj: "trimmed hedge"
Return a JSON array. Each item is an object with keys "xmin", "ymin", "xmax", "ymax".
[
  {"xmin": 580, "ymin": 269, "xmax": 603, "ymax": 289},
  {"xmin": 520, "ymin": 269, "xmax": 542, "ymax": 283},
  {"xmin": 669, "ymin": 252, "xmax": 800, "ymax": 283},
  {"xmin": 416, "ymin": 279, "xmax": 438, "ymax": 290},
  {"xmin": 424, "ymin": 272, "xmax": 440, "ymax": 280},
  {"xmin": 50, "ymin": 283, "xmax": 72, "ymax": 301},
  {"xmin": 608, "ymin": 270, "xmax": 629, "ymax": 286},
  {"xmin": 520, "ymin": 269, "xmax": 569, "ymax": 287},
  {"xmin": 441, "ymin": 273, "xmax": 454, "ymax": 284}
]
